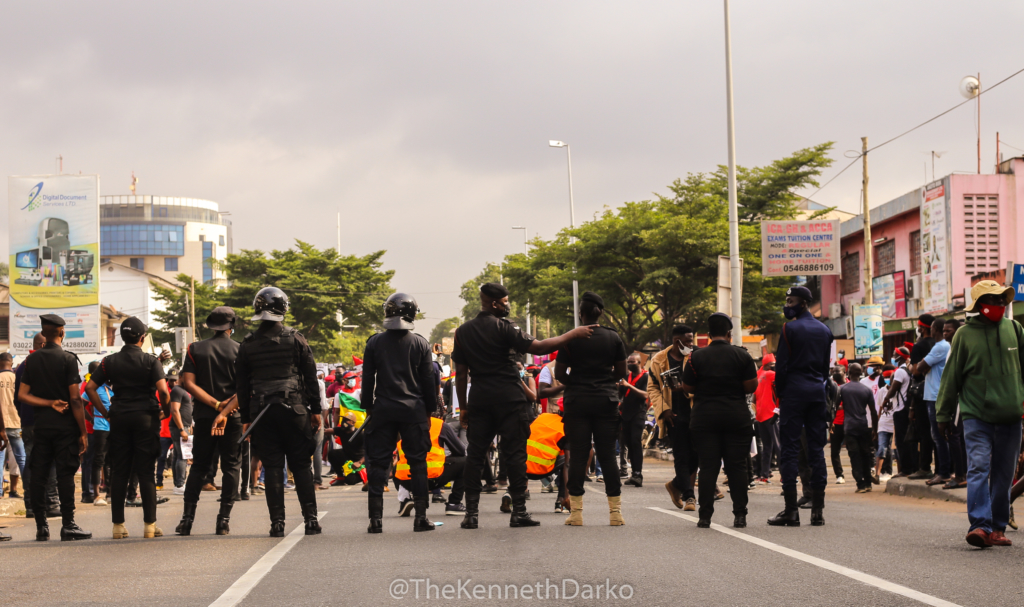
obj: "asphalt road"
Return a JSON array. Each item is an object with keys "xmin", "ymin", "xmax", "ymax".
[{"xmin": 0, "ymin": 460, "xmax": 1019, "ymax": 607}]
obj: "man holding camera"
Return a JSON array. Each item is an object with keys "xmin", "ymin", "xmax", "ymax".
[{"xmin": 649, "ymin": 325, "xmax": 699, "ymax": 512}]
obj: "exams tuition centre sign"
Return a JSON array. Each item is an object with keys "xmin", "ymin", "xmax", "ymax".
[{"xmin": 761, "ymin": 219, "xmax": 841, "ymax": 277}]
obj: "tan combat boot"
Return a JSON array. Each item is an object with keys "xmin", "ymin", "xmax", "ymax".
[
  {"xmin": 112, "ymin": 523, "xmax": 129, "ymax": 539},
  {"xmin": 144, "ymin": 522, "xmax": 163, "ymax": 538},
  {"xmin": 564, "ymin": 495, "xmax": 583, "ymax": 526},
  {"xmin": 608, "ymin": 495, "xmax": 624, "ymax": 526}
]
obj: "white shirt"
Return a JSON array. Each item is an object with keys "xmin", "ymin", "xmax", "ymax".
[
  {"xmin": 889, "ymin": 367, "xmax": 911, "ymax": 413},
  {"xmin": 874, "ymin": 386, "xmax": 894, "ymax": 433},
  {"xmin": 538, "ymin": 365, "xmax": 553, "ymax": 385}
]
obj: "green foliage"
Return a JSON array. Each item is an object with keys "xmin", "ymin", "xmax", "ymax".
[
  {"xmin": 428, "ymin": 317, "xmax": 461, "ymax": 345},
  {"xmin": 149, "ymin": 274, "xmax": 226, "ymax": 347},
  {"xmin": 461, "ymin": 143, "xmax": 834, "ymax": 348},
  {"xmin": 0, "ymin": 261, "xmax": 8, "ymax": 284},
  {"xmin": 221, "ymin": 241, "xmax": 394, "ymax": 360},
  {"xmin": 458, "ymin": 263, "xmax": 530, "ymax": 331}
]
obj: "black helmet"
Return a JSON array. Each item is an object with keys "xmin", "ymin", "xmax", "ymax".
[
  {"xmin": 252, "ymin": 286, "xmax": 289, "ymax": 322},
  {"xmin": 383, "ymin": 292, "xmax": 418, "ymax": 330}
]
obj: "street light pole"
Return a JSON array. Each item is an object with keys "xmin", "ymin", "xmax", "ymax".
[
  {"xmin": 512, "ymin": 225, "xmax": 532, "ymax": 362},
  {"xmin": 724, "ymin": 0, "xmax": 742, "ymax": 347},
  {"xmin": 549, "ymin": 140, "xmax": 580, "ymax": 328}
]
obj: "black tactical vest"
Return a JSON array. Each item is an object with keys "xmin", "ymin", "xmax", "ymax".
[{"xmin": 242, "ymin": 327, "xmax": 306, "ymax": 414}]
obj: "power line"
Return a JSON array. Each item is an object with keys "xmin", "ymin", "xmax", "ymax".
[{"xmin": 808, "ymin": 66, "xmax": 1024, "ymax": 199}]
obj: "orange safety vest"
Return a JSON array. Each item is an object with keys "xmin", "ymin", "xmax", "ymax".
[
  {"xmin": 395, "ymin": 418, "xmax": 446, "ymax": 480},
  {"xmin": 526, "ymin": 413, "xmax": 565, "ymax": 476}
]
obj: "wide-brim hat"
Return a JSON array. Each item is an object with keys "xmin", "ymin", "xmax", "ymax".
[
  {"xmin": 969, "ymin": 280, "xmax": 1014, "ymax": 312},
  {"xmin": 866, "ymin": 356, "xmax": 885, "ymax": 366}
]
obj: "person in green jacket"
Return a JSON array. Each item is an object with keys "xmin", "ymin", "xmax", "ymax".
[{"xmin": 936, "ymin": 280, "xmax": 1024, "ymax": 549}]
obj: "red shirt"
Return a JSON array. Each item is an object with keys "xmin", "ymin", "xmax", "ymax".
[{"xmin": 754, "ymin": 370, "xmax": 777, "ymax": 422}]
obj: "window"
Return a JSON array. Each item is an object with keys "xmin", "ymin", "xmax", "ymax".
[
  {"xmin": 203, "ymin": 241, "xmax": 214, "ymax": 284},
  {"xmin": 841, "ymin": 252, "xmax": 860, "ymax": 295},
  {"xmin": 130, "ymin": 257, "xmax": 145, "ymax": 271},
  {"xmin": 964, "ymin": 195, "xmax": 1000, "ymax": 275},
  {"xmin": 164, "ymin": 257, "xmax": 178, "ymax": 272},
  {"xmin": 199, "ymin": 234, "xmax": 206, "ymax": 242},
  {"xmin": 100, "ymin": 224, "xmax": 184, "ymax": 256},
  {"xmin": 168, "ymin": 231, "xmax": 178, "ymax": 242},
  {"xmin": 219, "ymin": 235, "xmax": 225, "ymax": 246},
  {"xmin": 874, "ymin": 240, "xmax": 896, "ymax": 277},
  {"xmin": 910, "ymin": 231, "xmax": 921, "ymax": 275}
]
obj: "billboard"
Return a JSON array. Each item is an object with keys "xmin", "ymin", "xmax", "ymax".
[
  {"xmin": 761, "ymin": 219, "xmax": 841, "ymax": 277},
  {"xmin": 872, "ymin": 271, "xmax": 906, "ymax": 320},
  {"xmin": 920, "ymin": 182, "xmax": 950, "ymax": 314},
  {"xmin": 8, "ymin": 175, "xmax": 100, "ymax": 355},
  {"xmin": 853, "ymin": 304, "xmax": 883, "ymax": 358}
]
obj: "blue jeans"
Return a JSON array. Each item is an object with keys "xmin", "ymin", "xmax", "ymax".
[
  {"xmin": 926, "ymin": 401, "xmax": 952, "ymax": 477},
  {"xmin": 0, "ymin": 429, "xmax": 28, "ymax": 483},
  {"xmin": 876, "ymin": 431, "xmax": 893, "ymax": 460},
  {"xmin": 963, "ymin": 418, "xmax": 1022, "ymax": 533}
]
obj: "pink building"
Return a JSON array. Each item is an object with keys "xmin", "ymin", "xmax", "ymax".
[{"xmin": 819, "ymin": 157, "xmax": 1024, "ymax": 347}]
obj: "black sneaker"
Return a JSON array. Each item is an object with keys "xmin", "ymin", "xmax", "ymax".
[
  {"xmin": 445, "ymin": 502, "xmax": 466, "ymax": 516},
  {"xmin": 481, "ymin": 484, "xmax": 498, "ymax": 494},
  {"xmin": 398, "ymin": 499, "xmax": 415, "ymax": 517},
  {"xmin": 500, "ymin": 493, "xmax": 512, "ymax": 513},
  {"xmin": 431, "ymin": 493, "xmax": 447, "ymax": 504}
]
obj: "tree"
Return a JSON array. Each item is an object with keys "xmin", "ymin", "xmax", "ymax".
[
  {"xmin": 149, "ymin": 274, "xmax": 225, "ymax": 347},
  {"xmin": 457, "ymin": 263, "xmax": 529, "ymax": 330},
  {"xmin": 429, "ymin": 317, "xmax": 460, "ymax": 345},
  {"xmin": 220, "ymin": 241, "xmax": 394, "ymax": 360},
  {"xmin": 0, "ymin": 261, "xmax": 8, "ymax": 285}
]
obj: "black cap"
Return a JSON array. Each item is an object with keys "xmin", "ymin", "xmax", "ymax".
[
  {"xmin": 480, "ymin": 282, "xmax": 509, "ymax": 299},
  {"xmin": 120, "ymin": 316, "xmax": 147, "ymax": 342},
  {"xmin": 581, "ymin": 291, "xmax": 605, "ymax": 310},
  {"xmin": 786, "ymin": 286, "xmax": 813, "ymax": 303},
  {"xmin": 206, "ymin": 306, "xmax": 237, "ymax": 331},
  {"xmin": 40, "ymin": 314, "xmax": 65, "ymax": 327}
]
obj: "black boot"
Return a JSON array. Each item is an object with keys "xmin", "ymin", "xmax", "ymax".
[
  {"xmin": 35, "ymin": 512, "xmax": 49, "ymax": 541},
  {"xmin": 216, "ymin": 502, "xmax": 233, "ymax": 535},
  {"xmin": 269, "ymin": 504, "xmax": 286, "ymax": 537},
  {"xmin": 767, "ymin": 489, "xmax": 801, "ymax": 527},
  {"xmin": 733, "ymin": 514, "xmax": 747, "ymax": 528},
  {"xmin": 797, "ymin": 493, "xmax": 812, "ymax": 509},
  {"xmin": 811, "ymin": 488, "xmax": 825, "ymax": 527},
  {"xmin": 60, "ymin": 520, "xmax": 92, "ymax": 541},
  {"xmin": 461, "ymin": 493, "xmax": 479, "ymax": 529},
  {"xmin": 509, "ymin": 491, "xmax": 540, "ymax": 528},
  {"xmin": 302, "ymin": 502, "xmax": 321, "ymax": 535},
  {"xmin": 368, "ymin": 494, "xmax": 383, "ymax": 534},
  {"xmin": 176, "ymin": 502, "xmax": 197, "ymax": 536},
  {"xmin": 413, "ymin": 496, "xmax": 435, "ymax": 532}
]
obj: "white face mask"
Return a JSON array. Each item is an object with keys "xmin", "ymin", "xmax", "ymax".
[
  {"xmin": 346, "ymin": 379, "xmax": 356, "ymax": 388},
  {"xmin": 678, "ymin": 345, "xmax": 692, "ymax": 356}
]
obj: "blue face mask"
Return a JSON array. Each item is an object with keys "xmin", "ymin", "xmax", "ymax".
[
  {"xmin": 885, "ymin": 378, "xmax": 891, "ymax": 386},
  {"xmin": 891, "ymin": 357, "xmax": 899, "ymax": 366},
  {"xmin": 783, "ymin": 305, "xmax": 800, "ymax": 320}
]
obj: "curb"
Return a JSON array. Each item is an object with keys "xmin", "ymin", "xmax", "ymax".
[
  {"xmin": 884, "ymin": 476, "xmax": 967, "ymax": 504},
  {"xmin": 0, "ymin": 498, "xmax": 24, "ymax": 517}
]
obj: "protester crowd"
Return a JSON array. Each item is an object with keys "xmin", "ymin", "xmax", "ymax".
[{"xmin": 0, "ymin": 279, "xmax": 1022, "ymax": 550}]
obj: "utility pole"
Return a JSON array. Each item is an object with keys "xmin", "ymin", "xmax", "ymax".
[
  {"xmin": 724, "ymin": 0, "xmax": 742, "ymax": 346},
  {"xmin": 977, "ymin": 73, "xmax": 982, "ymax": 175},
  {"xmin": 190, "ymin": 277, "xmax": 197, "ymax": 343},
  {"xmin": 337, "ymin": 212, "xmax": 341, "ymax": 255},
  {"xmin": 862, "ymin": 137, "xmax": 873, "ymax": 305}
]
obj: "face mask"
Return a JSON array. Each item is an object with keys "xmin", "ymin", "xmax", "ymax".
[
  {"xmin": 678, "ymin": 345, "xmax": 692, "ymax": 356},
  {"xmin": 890, "ymin": 357, "xmax": 899, "ymax": 366},
  {"xmin": 628, "ymin": 364, "xmax": 640, "ymax": 374},
  {"xmin": 885, "ymin": 378, "xmax": 891, "ymax": 386},
  {"xmin": 783, "ymin": 305, "xmax": 800, "ymax": 320},
  {"xmin": 346, "ymin": 379, "xmax": 356, "ymax": 388},
  {"xmin": 981, "ymin": 304, "xmax": 1006, "ymax": 323},
  {"xmin": 494, "ymin": 302, "xmax": 511, "ymax": 318}
]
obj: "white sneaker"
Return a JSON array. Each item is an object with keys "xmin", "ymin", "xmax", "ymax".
[
  {"xmin": 835, "ymin": 477, "xmax": 845, "ymax": 485},
  {"xmin": 94, "ymin": 497, "xmax": 108, "ymax": 506},
  {"xmin": 173, "ymin": 486, "xmax": 185, "ymax": 495},
  {"xmin": 879, "ymin": 474, "xmax": 892, "ymax": 482}
]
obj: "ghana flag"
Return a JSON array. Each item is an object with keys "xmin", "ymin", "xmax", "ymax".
[{"xmin": 336, "ymin": 392, "xmax": 367, "ymax": 427}]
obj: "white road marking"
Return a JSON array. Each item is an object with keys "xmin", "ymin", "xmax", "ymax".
[
  {"xmin": 649, "ymin": 507, "xmax": 962, "ymax": 607},
  {"xmin": 209, "ymin": 512, "xmax": 327, "ymax": 607}
]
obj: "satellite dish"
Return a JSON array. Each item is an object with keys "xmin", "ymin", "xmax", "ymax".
[{"xmin": 959, "ymin": 75, "xmax": 980, "ymax": 99}]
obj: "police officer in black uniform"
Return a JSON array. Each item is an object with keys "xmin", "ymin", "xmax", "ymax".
[
  {"xmin": 362, "ymin": 292, "xmax": 438, "ymax": 534},
  {"xmin": 86, "ymin": 316, "xmax": 171, "ymax": 540},
  {"xmin": 453, "ymin": 282, "xmax": 595, "ymax": 530},
  {"xmin": 175, "ymin": 306, "xmax": 242, "ymax": 536},
  {"xmin": 235, "ymin": 287, "xmax": 323, "ymax": 537},
  {"xmin": 18, "ymin": 314, "xmax": 92, "ymax": 541}
]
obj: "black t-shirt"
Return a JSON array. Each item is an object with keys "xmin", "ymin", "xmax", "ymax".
[
  {"xmin": 90, "ymin": 344, "xmax": 165, "ymax": 414},
  {"xmin": 681, "ymin": 340, "xmax": 757, "ymax": 433},
  {"xmin": 909, "ymin": 337, "xmax": 935, "ymax": 381},
  {"xmin": 619, "ymin": 371, "xmax": 649, "ymax": 421},
  {"xmin": 361, "ymin": 330, "xmax": 436, "ymax": 413},
  {"xmin": 182, "ymin": 333, "xmax": 239, "ymax": 420},
  {"xmin": 170, "ymin": 385, "xmax": 193, "ymax": 430},
  {"xmin": 559, "ymin": 326, "xmax": 627, "ymax": 402},
  {"xmin": 838, "ymin": 381, "xmax": 874, "ymax": 434},
  {"xmin": 21, "ymin": 343, "xmax": 82, "ymax": 433},
  {"xmin": 451, "ymin": 311, "xmax": 534, "ymax": 406}
]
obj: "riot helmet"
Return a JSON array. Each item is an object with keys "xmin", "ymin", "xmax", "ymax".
[
  {"xmin": 383, "ymin": 292, "xmax": 418, "ymax": 330},
  {"xmin": 252, "ymin": 286, "xmax": 289, "ymax": 322}
]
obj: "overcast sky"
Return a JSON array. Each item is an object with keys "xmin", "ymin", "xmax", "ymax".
[{"xmin": 4, "ymin": 2, "xmax": 1023, "ymax": 339}]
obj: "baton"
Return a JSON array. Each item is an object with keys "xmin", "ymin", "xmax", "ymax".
[
  {"xmin": 348, "ymin": 412, "xmax": 372, "ymax": 443},
  {"xmin": 238, "ymin": 403, "xmax": 273, "ymax": 444}
]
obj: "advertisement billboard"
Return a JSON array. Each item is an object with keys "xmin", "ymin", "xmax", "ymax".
[
  {"xmin": 853, "ymin": 304, "xmax": 883, "ymax": 358},
  {"xmin": 872, "ymin": 271, "xmax": 906, "ymax": 320},
  {"xmin": 8, "ymin": 175, "xmax": 100, "ymax": 355},
  {"xmin": 920, "ymin": 182, "xmax": 950, "ymax": 314},
  {"xmin": 761, "ymin": 219, "xmax": 841, "ymax": 277}
]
